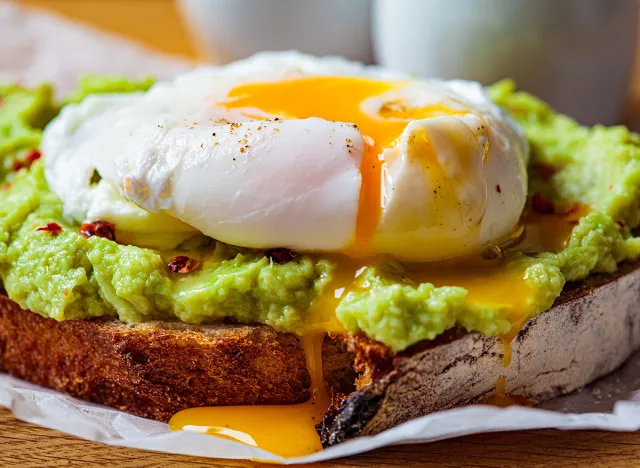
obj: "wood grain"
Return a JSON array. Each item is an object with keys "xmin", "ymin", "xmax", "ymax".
[{"xmin": 1, "ymin": 407, "xmax": 640, "ymax": 467}]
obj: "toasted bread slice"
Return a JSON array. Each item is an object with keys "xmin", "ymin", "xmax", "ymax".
[
  {"xmin": 0, "ymin": 297, "xmax": 313, "ymax": 421},
  {"xmin": 0, "ymin": 261, "xmax": 639, "ymax": 445}
]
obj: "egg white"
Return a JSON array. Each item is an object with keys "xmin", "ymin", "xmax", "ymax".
[{"xmin": 42, "ymin": 52, "xmax": 528, "ymax": 260}]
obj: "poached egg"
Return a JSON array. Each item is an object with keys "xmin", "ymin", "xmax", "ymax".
[{"xmin": 42, "ymin": 52, "xmax": 528, "ymax": 261}]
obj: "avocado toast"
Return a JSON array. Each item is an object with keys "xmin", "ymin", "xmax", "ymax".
[{"xmin": 1, "ymin": 54, "xmax": 639, "ymax": 455}]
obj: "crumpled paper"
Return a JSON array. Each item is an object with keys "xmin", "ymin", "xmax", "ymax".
[
  {"xmin": 2, "ymin": 2, "xmax": 640, "ymax": 463},
  {"xmin": 4, "ymin": 354, "xmax": 640, "ymax": 464}
]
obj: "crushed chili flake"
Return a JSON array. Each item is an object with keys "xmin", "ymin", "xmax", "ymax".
[
  {"xmin": 1, "ymin": 182, "xmax": 12, "ymax": 192},
  {"xmin": 617, "ymin": 220, "xmax": 626, "ymax": 229},
  {"xmin": 12, "ymin": 149, "xmax": 41, "ymax": 172},
  {"xmin": 568, "ymin": 220, "xmax": 580, "ymax": 226},
  {"xmin": 567, "ymin": 204, "xmax": 580, "ymax": 216},
  {"xmin": 267, "ymin": 248, "xmax": 298, "ymax": 264},
  {"xmin": 25, "ymin": 149, "xmax": 41, "ymax": 165},
  {"xmin": 63, "ymin": 289, "xmax": 69, "ymax": 297},
  {"xmin": 36, "ymin": 222, "xmax": 63, "ymax": 236},
  {"xmin": 168, "ymin": 256, "xmax": 201, "ymax": 274},
  {"xmin": 533, "ymin": 163, "xmax": 556, "ymax": 182},
  {"xmin": 80, "ymin": 221, "xmax": 116, "ymax": 241},
  {"xmin": 531, "ymin": 193, "xmax": 554, "ymax": 214},
  {"xmin": 609, "ymin": 184, "xmax": 614, "ymax": 190},
  {"xmin": 496, "ymin": 184, "xmax": 502, "ymax": 193}
]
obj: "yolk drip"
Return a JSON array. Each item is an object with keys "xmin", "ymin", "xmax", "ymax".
[
  {"xmin": 518, "ymin": 204, "xmax": 590, "ymax": 254},
  {"xmin": 488, "ymin": 376, "xmax": 534, "ymax": 407},
  {"xmin": 482, "ymin": 204, "xmax": 589, "ymax": 407},
  {"xmin": 223, "ymin": 76, "xmax": 463, "ymax": 252}
]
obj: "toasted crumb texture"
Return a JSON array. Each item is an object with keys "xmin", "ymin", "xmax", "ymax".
[
  {"xmin": 0, "ymin": 296, "xmax": 313, "ymax": 421},
  {"xmin": 322, "ymin": 335, "xmax": 358, "ymax": 398}
]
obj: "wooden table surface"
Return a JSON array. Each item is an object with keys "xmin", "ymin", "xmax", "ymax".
[
  {"xmin": 3, "ymin": 406, "xmax": 640, "ymax": 468},
  {"xmin": 5, "ymin": 1, "xmax": 640, "ymax": 466}
]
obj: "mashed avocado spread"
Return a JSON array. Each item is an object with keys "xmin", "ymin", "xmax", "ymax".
[{"xmin": 1, "ymin": 77, "xmax": 639, "ymax": 352}]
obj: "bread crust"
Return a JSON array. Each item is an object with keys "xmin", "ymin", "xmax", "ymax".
[
  {"xmin": 319, "ymin": 261, "xmax": 640, "ymax": 446},
  {"xmin": 0, "ymin": 297, "xmax": 311, "ymax": 421}
]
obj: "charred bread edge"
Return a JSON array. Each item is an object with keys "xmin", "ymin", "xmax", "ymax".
[{"xmin": 319, "ymin": 261, "xmax": 640, "ymax": 447}]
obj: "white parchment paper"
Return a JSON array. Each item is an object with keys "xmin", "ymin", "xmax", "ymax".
[{"xmin": 1, "ymin": 2, "xmax": 640, "ymax": 463}]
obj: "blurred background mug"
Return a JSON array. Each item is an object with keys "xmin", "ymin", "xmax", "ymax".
[
  {"xmin": 373, "ymin": 0, "xmax": 638, "ymax": 125},
  {"xmin": 179, "ymin": 0, "xmax": 638, "ymax": 126},
  {"xmin": 178, "ymin": 0, "xmax": 372, "ymax": 64}
]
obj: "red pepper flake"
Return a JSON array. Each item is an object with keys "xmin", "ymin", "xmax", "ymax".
[
  {"xmin": 563, "ymin": 203, "xmax": 580, "ymax": 217},
  {"xmin": 168, "ymin": 256, "xmax": 200, "ymax": 274},
  {"xmin": 1, "ymin": 182, "xmax": 12, "ymax": 192},
  {"xmin": 63, "ymin": 289, "xmax": 69, "ymax": 297},
  {"xmin": 79, "ymin": 220, "xmax": 116, "ymax": 241},
  {"xmin": 531, "ymin": 193, "xmax": 554, "ymax": 214},
  {"xmin": 267, "ymin": 248, "xmax": 298, "ymax": 264},
  {"xmin": 609, "ymin": 184, "xmax": 614, "ymax": 190},
  {"xmin": 12, "ymin": 149, "xmax": 42, "ymax": 172},
  {"xmin": 25, "ymin": 149, "xmax": 41, "ymax": 165},
  {"xmin": 496, "ymin": 184, "xmax": 502, "ymax": 194},
  {"xmin": 36, "ymin": 222, "xmax": 63, "ymax": 236},
  {"xmin": 617, "ymin": 220, "xmax": 626, "ymax": 229},
  {"xmin": 533, "ymin": 163, "xmax": 556, "ymax": 182},
  {"xmin": 568, "ymin": 220, "xmax": 580, "ymax": 226}
]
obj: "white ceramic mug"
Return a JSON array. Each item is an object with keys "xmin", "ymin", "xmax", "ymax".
[
  {"xmin": 178, "ymin": 0, "xmax": 373, "ymax": 65},
  {"xmin": 373, "ymin": 0, "xmax": 638, "ymax": 125}
]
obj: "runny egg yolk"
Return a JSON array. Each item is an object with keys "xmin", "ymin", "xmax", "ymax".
[
  {"xmin": 169, "ymin": 332, "xmax": 329, "ymax": 459},
  {"xmin": 170, "ymin": 76, "xmax": 588, "ymax": 458},
  {"xmin": 223, "ymin": 76, "xmax": 465, "ymax": 252}
]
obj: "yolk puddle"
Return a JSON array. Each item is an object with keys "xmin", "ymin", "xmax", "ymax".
[
  {"xmin": 169, "ymin": 332, "xmax": 329, "ymax": 458},
  {"xmin": 518, "ymin": 204, "xmax": 589, "ymax": 253},
  {"xmin": 223, "ymin": 76, "xmax": 465, "ymax": 253}
]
